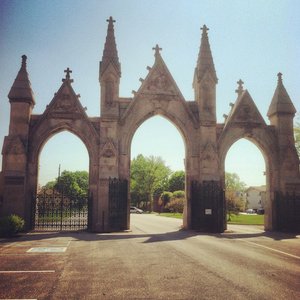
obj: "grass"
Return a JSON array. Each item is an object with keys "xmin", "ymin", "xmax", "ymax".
[
  {"xmin": 157, "ymin": 212, "xmax": 183, "ymax": 219},
  {"xmin": 156, "ymin": 212, "xmax": 264, "ymax": 225},
  {"xmin": 227, "ymin": 214, "xmax": 264, "ymax": 225}
]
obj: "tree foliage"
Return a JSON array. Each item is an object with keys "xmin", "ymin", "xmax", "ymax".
[
  {"xmin": 165, "ymin": 190, "xmax": 185, "ymax": 213},
  {"xmin": 130, "ymin": 154, "xmax": 171, "ymax": 211},
  {"xmin": 159, "ymin": 191, "xmax": 173, "ymax": 207},
  {"xmin": 168, "ymin": 171, "xmax": 185, "ymax": 192},
  {"xmin": 225, "ymin": 172, "xmax": 246, "ymax": 220},
  {"xmin": 43, "ymin": 170, "xmax": 89, "ymax": 201}
]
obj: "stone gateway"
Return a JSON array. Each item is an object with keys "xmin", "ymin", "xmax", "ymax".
[{"xmin": 1, "ymin": 17, "xmax": 299, "ymax": 232}]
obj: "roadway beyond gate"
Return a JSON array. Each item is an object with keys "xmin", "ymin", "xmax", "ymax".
[{"xmin": 0, "ymin": 214, "xmax": 299, "ymax": 299}]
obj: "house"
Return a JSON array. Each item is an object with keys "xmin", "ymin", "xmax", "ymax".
[{"xmin": 246, "ymin": 186, "xmax": 266, "ymax": 210}]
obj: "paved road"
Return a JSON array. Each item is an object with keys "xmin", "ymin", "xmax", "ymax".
[{"xmin": 0, "ymin": 214, "xmax": 299, "ymax": 299}]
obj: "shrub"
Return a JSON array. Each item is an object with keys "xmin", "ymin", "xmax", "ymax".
[
  {"xmin": 0, "ymin": 215, "xmax": 25, "ymax": 237},
  {"xmin": 172, "ymin": 190, "xmax": 185, "ymax": 198},
  {"xmin": 159, "ymin": 191, "xmax": 173, "ymax": 205},
  {"xmin": 165, "ymin": 197, "xmax": 184, "ymax": 213}
]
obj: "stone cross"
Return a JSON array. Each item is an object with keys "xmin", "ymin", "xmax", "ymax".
[
  {"xmin": 201, "ymin": 25, "xmax": 209, "ymax": 34},
  {"xmin": 277, "ymin": 72, "xmax": 283, "ymax": 84},
  {"xmin": 235, "ymin": 79, "xmax": 244, "ymax": 96},
  {"xmin": 62, "ymin": 67, "xmax": 74, "ymax": 83},
  {"xmin": 152, "ymin": 44, "xmax": 162, "ymax": 56},
  {"xmin": 107, "ymin": 16, "xmax": 116, "ymax": 23}
]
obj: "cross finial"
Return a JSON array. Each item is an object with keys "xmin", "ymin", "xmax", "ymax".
[
  {"xmin": 235, "ymin": 79, "xmax": 244, "ymax": 96},
  {"xmin": 201, "ymin": 24, "xmax": 209, "ymax": 34},
  {"xmin": 152, "ymin": 44, "xmax": 162, "ymax": 56},
  {"xmin": 107, "ymin": 16, "xmax": 116, "ymax": 23},
  {"xmin": 277, "ymin": 72, "xmax": 283, "ymax": 84},
  {"xmin": 62, "ymin": 67, "xmax": 74, "ymax": 83},
  {"xmin": 21, "ymin": 55, "xmax": 27, "ymax": 67}
]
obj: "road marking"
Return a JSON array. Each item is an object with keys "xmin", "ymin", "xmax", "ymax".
[
  {"xmin": 27, "ymin": 247, "xmax": 67, "ymax": 253},
  {"xmin": 0, "ymin": 270, "xmax": 55, "ymax": 273},
  {"xmin": 239, "ymin": 239, "xmax": 300, "ymax": 260}
]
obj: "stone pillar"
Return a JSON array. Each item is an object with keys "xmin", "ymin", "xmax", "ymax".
[{"xmin": 0, "ymin": 56, "xmax": 35, "ymax": 228}]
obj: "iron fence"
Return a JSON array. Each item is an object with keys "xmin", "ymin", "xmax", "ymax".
[{"xmin": 32, "ymin": 188, "xmax": 89, "ymax": 231}]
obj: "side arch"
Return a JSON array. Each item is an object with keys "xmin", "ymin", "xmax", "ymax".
[
  {"xmin": 25, "ymin": 116, "xmax": 100, "ymax": 230},
  {"xmin": 218, "ymin": 126, "xmax": 278, "ymax": 230}
]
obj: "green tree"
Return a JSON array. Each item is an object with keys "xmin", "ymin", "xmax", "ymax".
[
  {"xmin": 130, "ymin": 154, "xmax": 171, "ymax": 211},
  {"xmin": 225, "ymin": 172, "xmax": 246, "ymax": 220},
  {"xmin": 43, "ymin": 180, "xmax": 56, "ymax": 190},
  {"xmin": 56, "ymin": 170, "xmax": 88, "ymax": 200},
  {"xmin": 43, "ymin": 170, "xmax": 89, "ymax": 203},
  {"xmin": 294, "ymin": 114, "xmax": 300, "ymax": 157},
  {"xmin": 168, "ymin": 171, "xmax": 185, "ymax": 192}
]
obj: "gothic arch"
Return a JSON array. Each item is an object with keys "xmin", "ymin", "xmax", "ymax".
[
  {"xmin": 119, "ymin": 101, "xmax": 196, "ymax": 158},
  {"xmin": 218, "ymin": 126, "xmax": 278, "ymax": 229}
]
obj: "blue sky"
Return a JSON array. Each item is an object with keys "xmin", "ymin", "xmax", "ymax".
[{"xmin": 0, "ymin": 0, "xmax": 299, "ymax": 186}]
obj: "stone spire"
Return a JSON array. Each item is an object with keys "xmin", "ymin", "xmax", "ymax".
[
  {"xmin": 100, "ymin": 16, "xmax": 121, "ymax": 77},
  {"xmin": 267, "ymin": 72, "xmax": 296, "ymax": 117},
  {"xmin": 8, "ymin": 55, "xmax": 35, "ymax": 105},
  {"xmin": 195, "ymin": 25, "xmax": 218, "ymax": 83}
]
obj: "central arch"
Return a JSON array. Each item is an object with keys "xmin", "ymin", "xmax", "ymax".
[
  {"xmin": 129, "ymin": 115, "xmax": 186, "ymax": 223},
  {"xmin": 118, "ymin": 93, "xmax": 200, "ymax": 229}
]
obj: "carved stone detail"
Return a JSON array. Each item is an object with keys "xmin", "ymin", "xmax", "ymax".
[
  {"xmin": 101, "ymin": 140, "xmax": 117, "ymax": 158},
  {"xmin": 2, "ymin": 136, "xmax": 25, "ymax": 155}
]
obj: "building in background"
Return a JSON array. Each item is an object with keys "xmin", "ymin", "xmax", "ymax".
[{"xmin": 246, "ymin": 186, "xmax": 266, "ymax": 210}]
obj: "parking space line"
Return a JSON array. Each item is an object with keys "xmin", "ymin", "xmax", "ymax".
[
  {"xmin": 0, "ymin": 270, "xmax": 55, "ymax": 273},
  {"xmin": 238, "ymin": 239, "xmax": 300, "ymax": 260}
]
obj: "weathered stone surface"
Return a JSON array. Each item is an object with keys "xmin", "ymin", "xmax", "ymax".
[{"xmin": 0, "ymin": 18, "xmax": 299, "ymax": 232}]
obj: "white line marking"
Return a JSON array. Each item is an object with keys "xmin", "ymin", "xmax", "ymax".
[
  {"xmin": 239, "ymin": 239, "xmax": 300, "ymax": 260},
  {"xmin": 27, "ymin": 247, "xmax": 67, "ymax": 253},
  {"xmin": 0, "ymin": 270, "xmax": 55, "ymax": 273}
]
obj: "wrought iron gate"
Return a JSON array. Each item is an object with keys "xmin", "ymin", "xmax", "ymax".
[
  {"xmin": 109, "ymin": 178, "xmax": 128, "ymax": 230},
  {"xmin": 191, "ymin": 180, "xmax": 225, "ymax": 232},
  {"xmin": 32, "ymin": 188, "xmax": 89, "ymax": 231}
]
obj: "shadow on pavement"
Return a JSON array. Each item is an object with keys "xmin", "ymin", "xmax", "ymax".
[{"xmin": 1, "ymin": 226, "xmax": 299, "ymax": 244}]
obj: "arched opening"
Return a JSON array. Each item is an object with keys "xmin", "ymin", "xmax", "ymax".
[
  {"xmin": 225, "ymin": 138, "xmax": 267, "ymax": 227},
  {"xmin": 129, "ymin": 115, "xmax": 186, "ymax": 228},
  {"xmin": 34, "ymin": 131, "xmax": 90, "ymax": 231}
]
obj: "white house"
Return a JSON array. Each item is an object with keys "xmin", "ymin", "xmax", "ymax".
[{"xmin": 245, "ymin": 186, "xmax": 266, "ymax": 210}]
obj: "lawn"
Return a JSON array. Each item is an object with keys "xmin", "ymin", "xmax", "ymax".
[
  {"xmin": 227, "ymin": 214, "xmax": 264, "ymax": 225},
  {"xmin": 156, "ymin": 212, "xmax": 183, "ymax": 219},
  {"xmin": 156, "ymin": 212, "xmax": 264, "ymax": 225}
]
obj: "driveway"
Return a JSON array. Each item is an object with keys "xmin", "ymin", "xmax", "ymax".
[{"xmin": 0, "ymin": 214, "xmax": 299, "ymax": 299}]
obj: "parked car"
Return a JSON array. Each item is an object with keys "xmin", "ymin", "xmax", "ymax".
[
  {"xmin": 130, "ymin": 206, "xmax": 143, "ymax": 214},
  {"xmin": 246, "ymin": 209, "xmax": 255, "ymax": 214},
  {"xmin": 257, "ymin": 208, "xmax": 265, "ymax": 215}
]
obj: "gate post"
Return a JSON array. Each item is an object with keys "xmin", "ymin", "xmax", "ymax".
[
  {"xmin": 0, "ymin": 56, "xmax": 35, "ymax": 230},
  {"xmin": 190, "ymin": 180, "xmax": 225, "ymax": 233}
]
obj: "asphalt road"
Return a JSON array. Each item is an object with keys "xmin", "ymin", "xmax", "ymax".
[{"xmin": 0, "ymin": 214, "xmax": 299, "ymax": 299}]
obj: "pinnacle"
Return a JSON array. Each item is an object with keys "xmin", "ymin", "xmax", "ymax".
[
  {"xmin": 100, "ymin": 16, "xmax": 121, "ymax": 76},
  {"xmin": 8, "ymin": 55, "xmax": 35, "ymax": 105},
  {"xmin": 267, "ymin": 73, "xmax": 296, "ymax": 117},
  {"xmin": 196, "ymin": 24, "xmax": 217, "ymax": 83}
]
